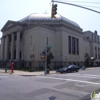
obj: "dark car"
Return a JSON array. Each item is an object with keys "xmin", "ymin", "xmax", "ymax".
[{"xmin": 56, "ymin": 65, "xmax": 79, "ymax": 73}]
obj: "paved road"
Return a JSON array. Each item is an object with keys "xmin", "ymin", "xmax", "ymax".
[{"xmin": 0, "ymin": 68, "xmax": 100, "ymax": 100}]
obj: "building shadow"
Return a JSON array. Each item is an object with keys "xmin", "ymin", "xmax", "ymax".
[{"xmin": 49, "ymin": 96, "xmax": 56, "ymax": 100}]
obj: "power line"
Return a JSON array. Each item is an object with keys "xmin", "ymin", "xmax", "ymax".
[
  {"xmin": 52, "ymin": 0, "xmax": 100, "ymax": 14},
  {"xmin": 53, "ymin": 0, "xmax": 100, "ymax": 9},
  {"xmin": 78, "ymin": 4, "xmax": 100, "ymax": 9},
  {"xmin": 59, "ymin": 0, "xmax": 100, "ymax": 4}
]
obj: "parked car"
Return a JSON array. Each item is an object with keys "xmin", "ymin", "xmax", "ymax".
[{"xmin": 56, "ymin": 65, "xmax": 80, "ymax": 73}]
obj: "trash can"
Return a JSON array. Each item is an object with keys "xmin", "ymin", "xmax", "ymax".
[{"xmin": 47, "ymin": 69, "xmax": 50, "ymax": 74}]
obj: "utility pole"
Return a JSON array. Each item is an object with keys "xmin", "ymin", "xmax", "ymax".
[
  {"xmin": 44, "ymin": 37, "xmax": 48, "ymax": 75},
  {"xmin": 52, "ymin": 0, "xmax": 100, "ymax": 14}
]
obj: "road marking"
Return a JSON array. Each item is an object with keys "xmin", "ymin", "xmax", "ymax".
[
  {"xmin": 0, "ymin": 75, "xmax": 22, "ymax": 78},
  {"xmin": 54, "ymin": 73, "xmax": 100, "ymax": 79},
  {"xmin": 61, "ymin": 74, "xmax": 100, "ymax": 79},
  {"xmin": 0, "ymin": 76, "xmax": 9, "ymax": 78},
  {"xmin": 36, "ymin": 76, "xmax": 100, "ymax": 85},
  {"xmin": 64, "ymin": 73, "xmax": 80, "ymax": 76},
  {"xmin": 83, "ymin": 74, "xmax": 100, "ymax": 77}
]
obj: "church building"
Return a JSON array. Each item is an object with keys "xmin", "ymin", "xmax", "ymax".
[{"xmin": 1, "ymin": 13, "xmax": 100, "ymax": 63}]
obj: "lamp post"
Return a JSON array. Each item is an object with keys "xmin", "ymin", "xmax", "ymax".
[
  {"xmin": 44, "ymin": 37, "xmax": 48, "ymax": 75},
  {"xmin": 30, "ymin": 46, "xmax": 35, "ymax": 71}
]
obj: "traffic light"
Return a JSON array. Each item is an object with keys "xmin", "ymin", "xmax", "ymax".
[
  {"xmin": 41, "ymin": 56, "xmax": 46, "ymax": 60},
  {"xmin": 51, "ymin": 4, "xmax": 57, "ymax": 18}
]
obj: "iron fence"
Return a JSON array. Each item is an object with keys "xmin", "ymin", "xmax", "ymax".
[{"xmin": 0, "ymin": 60, "xmax": 100, "ymax": 71}]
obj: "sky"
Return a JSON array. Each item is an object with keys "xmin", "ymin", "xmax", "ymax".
[{"xmin": 0, "ymin": 0, "xmax": 100, "ymax": 39}]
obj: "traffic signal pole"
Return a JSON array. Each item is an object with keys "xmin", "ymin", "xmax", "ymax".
[
  {"xmin": 52, "ymin": 0, "xmax": 100, "ymax": 14},
  {"xmin": 51, "ymin": 2, "xmax": 57, "ymax": 18},
  {"xmin": 44, "ymin": 37, "xmax": 48, "ymax": 75}
]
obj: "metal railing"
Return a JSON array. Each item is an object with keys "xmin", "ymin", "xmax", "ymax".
[{"xmin": 0, "ymin": 60, "xmax": 100, "ymax": 71}]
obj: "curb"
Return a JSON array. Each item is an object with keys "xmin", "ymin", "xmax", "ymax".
[{"xmin": 0, "ymin": 67, "xmax": 100, "ymax": 76}]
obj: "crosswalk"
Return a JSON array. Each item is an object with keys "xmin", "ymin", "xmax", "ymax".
[
  {"xmin": 36, "ymin": 73, "xmax": 100, "ymax": 85},
  {"xmin": 0, "ymin": 74, "xmax": 22, "ymax": 79},
  {"xmin": 0, "ymin": 75, "xmax": 10, "ymax": 78},
  {"xmin": 53, "ymin": 73, "xmax": 100, "ymax": 78},
  {"xmin": 62, "ymin": 73, "xmax": 100, "ymax": 79},
  {"xmin": 35, "ymin": 73, "xmax": 100, "ymax": 100},
  {"xmin": 37, "ymin": 76, "xmax": 100, "ymax": 85}
]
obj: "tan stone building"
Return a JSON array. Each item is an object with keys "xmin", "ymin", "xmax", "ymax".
[
  {"xmin": 1, "ymin": 13, "xmax": 100, "ymax": 63},
  {"xmin": 0, "ymin": 44, "xmax": 1, "ymax": 60}
]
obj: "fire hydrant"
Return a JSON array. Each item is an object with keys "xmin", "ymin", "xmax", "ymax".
[{"xmin": 11, "ymin": 62, "xmax": 14, "ymax": 73}]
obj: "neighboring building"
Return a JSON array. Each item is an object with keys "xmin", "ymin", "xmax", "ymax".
[
  {"xmin": 0, "ymin": 13, "xmax": 100, "ymax": 62},
  {"xmin": 0, "ymin": 44, "xmax": 1, "ymax": 60}
]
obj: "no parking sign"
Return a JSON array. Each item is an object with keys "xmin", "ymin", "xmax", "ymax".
[
  {"xmin": 30, "ymin": 55, "xmax": 35, "ymax": 60},
  {"xmin": 65, "ymin": 55, "xmax": 67, "ymax": 60}
]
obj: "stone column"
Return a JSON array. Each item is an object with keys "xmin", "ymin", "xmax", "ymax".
[
  {"xmin": 16, "ymin": 31, "xmax": 20, "ymax": 60},
  {"xmin": 11, "ymin": 33, "xmax": 14, "ymax": 60},
  {"xmin": 1, "ymin": 37, "xmax": 5, "ymax": 60},
  {"xmin": 4, "ymin": 35, "xmax": 9, "ymax": 60}
]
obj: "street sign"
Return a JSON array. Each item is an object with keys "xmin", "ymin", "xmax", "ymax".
[
  {"xmin": 65, "ymin": 55, "xmax": 67, "ymax": 60},
  {"xmin": 47, "ymin": 46, "xmax": 52, "ymax": 48},
  {"xmin": 30, "ymin": 55, "xmax": 34, "ymax": 60}
]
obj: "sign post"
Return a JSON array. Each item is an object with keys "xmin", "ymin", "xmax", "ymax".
[
  {"xmin": 44, "ymin": 37, "xmax": 48, "ymax": 75},
  {"xmin": 30, "ymin": 46, "xmax": 35, "ymax": 71}
]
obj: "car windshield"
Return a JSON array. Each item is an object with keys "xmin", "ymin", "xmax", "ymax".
[
  {"xmin": 63, "ymin": 67, "xmax": 68, "ymax": 68},
  {"xmin": 68, "ymin": 65, "xmax": 73, "ymax": 68},
  {"xmin": 67, "ymin": 65, "xmax": 78, "ymax": 68}
]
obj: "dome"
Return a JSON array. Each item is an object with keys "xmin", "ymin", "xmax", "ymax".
[{"xmin": 19, "ymin": 13, "xmax": 80, "ymax": 28}]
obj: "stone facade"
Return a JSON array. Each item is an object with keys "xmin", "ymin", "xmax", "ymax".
[{"xmin": 0, "ymin": 14, "xmax": 100, "ymax": 62}]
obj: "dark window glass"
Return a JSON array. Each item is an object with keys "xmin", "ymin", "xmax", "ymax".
[
  {"xmin": 20, "ymin": 33, "xmax": 22, "ymax": 39},
  {"xmin": 20, "ymin": 51, "xmax": 21, "ymax": 59},
  {"xmin": 68, "ymin": 65, "xmax": 72, "ymax": 68},
  {"xmin": 98, "ymin": 48, "xmax": 99, "ymax": 53},
  {"xmin": 68, "ymin": 36, "xmax": 71, "ymax": 54},
  {"xmin": 72, "ymin": 37, "xmax": 75, "ymax": 54},
  {"xmin": 15, "ymin": 35, "xmax": 17, "ymax": 41},
  {"xmin": 76, "ymin": 38, "xmax": 79, "ymax": 55},
  {"xmin": 95, "ymin": 47, "xmax": 97, "ymax": 52},
  {"xmin": 14, "ymin": 50, "xmax": 16, "ymax": 59},
  {"xmin": 95, "ymin": 53, "xmax": 97, "ymax": 59}
]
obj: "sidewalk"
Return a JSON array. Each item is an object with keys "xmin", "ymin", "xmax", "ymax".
[
  {"xmin": 12, "ymin": 70, "xmax": 56, "ymax": 76},
  {"xmin": 0, "ymin": 69, "xmax": 56, "ymax": 76},
  {"xmin": 0, "ymin": 67, "xmax": 100, "ymax": 76}
]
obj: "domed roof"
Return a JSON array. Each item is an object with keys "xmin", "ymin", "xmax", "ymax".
[{"xmin": 19, "ymin": 13, "xmax": 80, "ymax": 28}]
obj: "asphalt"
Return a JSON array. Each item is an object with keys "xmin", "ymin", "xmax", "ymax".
[{"xmin": 0, "ymin": 67, "xmax": 100, "ymax": 76}]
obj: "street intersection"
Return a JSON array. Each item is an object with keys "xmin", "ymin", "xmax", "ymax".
[{"xmin": 0, "ymin": 68, "xmax": 100, "ymax": 100}]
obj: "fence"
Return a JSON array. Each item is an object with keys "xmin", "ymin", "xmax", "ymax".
[{"xmin": 0, "ymin": 61, "xmax": 100, "ymax": 71}]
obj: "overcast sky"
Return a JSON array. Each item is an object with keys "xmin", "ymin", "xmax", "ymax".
[{"xmin": 0, "ymin": 0, "xmax": 100, "ymax": 38}]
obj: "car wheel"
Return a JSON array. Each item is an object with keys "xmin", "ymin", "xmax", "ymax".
[
  {"xmin": 68, "ymin": 70, "xmax": 71, "ymax": 73},
  {"xmin": 76, "ymin": 70, "xmax": 78, "ymax": 72},
  {"xmin": 61, "ymin": 71, "xmax": 63, "ymax": 74}
]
